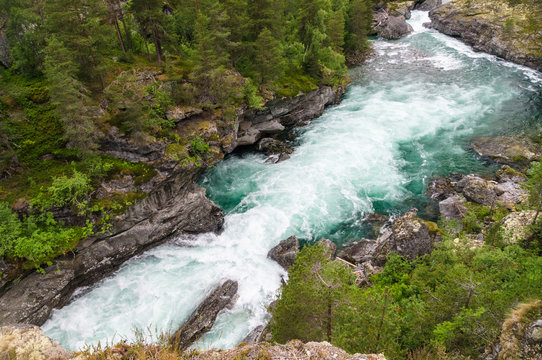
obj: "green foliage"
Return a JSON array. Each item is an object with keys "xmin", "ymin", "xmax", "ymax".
[
  {"xmin": 272, "ymin": 238, "xmax": 542, "ymax": 359},
  {"xmin": 0, "ymin": 202, "xmax": 91, "ymax": 271},
  {"xmin": 31, "ymin": 169, "xmax": 93, "ymax": 214},
  {"xmin": 243, "ymin": 79, "xmax": 264, "ymax": 109},
  {"xmin": 523, "ymin": 160, "xmax": 542, "ymax": 224}
]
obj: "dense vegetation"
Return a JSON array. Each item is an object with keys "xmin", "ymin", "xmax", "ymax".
[
  {"xmin": 0, "ymin": 0, "xmax": 375, "ymax": 270},
  {"xmin": 270, "ymin": 161, "xmax": 542, "ymax": 359}
]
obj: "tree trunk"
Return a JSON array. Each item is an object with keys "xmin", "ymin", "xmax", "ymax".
[
  {"xmin": 113, "ymin": 18, "xmax": 126, "ymax": 53},
  {"xmin": 151, "ymin": 24, "xmax": 163, "ymax": 64},
  {"xmin": 116, "ymin": 0, "xmax": 132, "ymax": 51},
  {"xmin": 143, "ymin": 36, "xmax": 152, "ymax": 62}
]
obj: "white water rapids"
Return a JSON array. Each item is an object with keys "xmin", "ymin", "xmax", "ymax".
[{"xmin": 42, "ymin": 11, "xmax": 542, "ymax": 350}]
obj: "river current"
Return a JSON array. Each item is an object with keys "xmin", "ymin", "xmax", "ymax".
[{"xmin": 43, "ymin": 11, "xmax": 542, "ymax": 350}]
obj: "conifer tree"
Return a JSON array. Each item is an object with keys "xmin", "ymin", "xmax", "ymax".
[
  {"xmin": 44, "ymin": 37, "xmax": 98, "ymax": 153},
  {"xmin": 255, "ymin": 27, "xmax": 284, "ymax": 84},
  {"xmin": 130, "ymin": 0, "xmax": 166, "ymax": 64}
]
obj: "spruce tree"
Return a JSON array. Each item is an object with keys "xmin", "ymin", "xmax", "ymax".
[
  {"xmin": 255, "ymin": 27, "xmax": 284, "ymax": 84},
  {"xmin": 44, "ymin": 37, "xmax": 98, "ymax": 153}
]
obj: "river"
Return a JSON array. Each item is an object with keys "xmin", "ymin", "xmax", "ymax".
[{"xmin": 42, "ymin": 10, "xmax": 542, "ymax": 351}]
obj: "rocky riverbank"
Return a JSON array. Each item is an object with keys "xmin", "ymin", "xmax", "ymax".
[
  {"xmin": 0, "ymin": 84, "xmax": 346, "ymax": 326},
  {"xmin": 429, "ymin": 0, "xmax": 542, "ymax": 71}
]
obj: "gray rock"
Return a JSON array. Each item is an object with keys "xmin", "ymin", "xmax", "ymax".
[
  {"xmin": 439, "ymin": 196, "xmax": 467, "ymax": 220},
  {"xmin": 427, "ymin": 177, "xmax": 456, "ymax": 202},
  {"xmin": 462, "ymin": 176, "xmax": 499, "ymax": 206},
  {"xmin": 373, "ymin": 9, "xmax": 413, "ymax": 40},
  {"xmin": 471, "ymin": 136, "xmax": 540, "ymax": 166},
  {"xmin": 429, "ymin": 4, "xmax": 542, "ymax": 71},
  {"xmin": 236, "ymin": 127, "xmax": 261, "ymax": 146},
  {"xmin": 256, "ymin": 138, "xmax": 293, "ymax": 157},
  {"xmin": 496, "ymin": 165, "xmax": 526, "ymax": 184},
  {"xmin": 339, "ymin": 240, "xmax": 377, "ymax": 264},
  {"xmin": 268, "ymin": 236, "xmax": 300, "ymax": 270},
  {"xmin": 496, "ymin": 181, "xmax": 525, "ymax": 206},
  {"xmin": 372, "ymin": 209, "xmax": 433, "ymax": 265},
  {"xmin": 0, "ymin": 171, "xmax": 224, "ymax": 325},
  {"xmin": 171, "ymin": 280, "xmax": 238, "ymax": 350},
  {"xmin": 242, "ymin": 325, "xmax": 266, "ymax": 345},
  {"xmin": 253, "ymin": 120, "xmax": 285, "ymax": 134},
  {"xmin": 414, "ymin": 0, "xmax": 442, "ymax": 11}
]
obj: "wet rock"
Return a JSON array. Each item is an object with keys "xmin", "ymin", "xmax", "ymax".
[
  {"xmin": 264, "ymin": 153, "xmax": 291, "ymax": 164},
  {"xmin": 461, "ymin": 176, "xmax": 499, "ymax": 206},
  {"xmin": 256, "ymin": 138, "xmax": 293, "ymax": 156},
  {"xmin": 339, "ymin": 240, "xmax": 377, "ymax": 264},
  {"xmin": 471, "ymin": 136, "xmax": 541, "ymax": 167},
  {"xmin": 364, "ymin": 213, "xmax": 390, "ymax": 237},
  {"xmin": 429, "ymin": 3, "xmax": 542, "ymax": 71},
  {"xmin": 501, "ymin": 210, "xmax": 536, "ymax": 244},
  {"xmin": 0, "ymin": 325, "xmax": 73, "ymax": 359},
  {"xmin": 439, "ymin": 196, "xmax": 467, "ymax": 220},
  {"xmin": 427, "ymin": 177, "xmax": 456, "ymax": 202},
  {"xmin": 268, "ymin": 236, "xmax": 300, "ymax": 270},
  {"xmin": 171, "ymin": 280, "xmax": 239, "ymax": 350},
  {"xmin": 186, "ymin": 340, "xmax": 387, "ymax": 360},
  {"xmin": 318, "ymin": 239, "xmax": 337, "ymax": 259},
  {"xmin": 483, "ymin": 300, "xmax": 542, "ymax": 360},
  {"xmin": 372, "ymin": 209, "xmax": 433, "ymax": 265},
  {"xmin": 373, "ymin": 9, "xmax": 414, "ymax": 40},
  {"xmin": 414, "ymin": 0, "xmax": 442, "ymax": 11},
  {"xmin": 0, "ymin": 173, "xmax": 225, "ymax": 325},
  {"xmin": 242, "ymin": 325, "xmax": 266, "ymax": 345}
]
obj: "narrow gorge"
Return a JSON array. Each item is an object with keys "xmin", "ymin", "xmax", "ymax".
[{"xmin": 37, "ymin": 10, "xmax": 542, "ymax": 352}]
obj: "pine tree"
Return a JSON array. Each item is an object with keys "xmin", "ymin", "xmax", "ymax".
[
  {"xmin": 130, "ymin": 0, "xmax": 166, "ymax": 64},
  {"xmin": 345, "ymin": 0, "xmax": 372, "ymax": 63},
  {"xmin": 255, "ymin": 27, "xmax": 284, "ymax": 84},
  {"xmin": 44, "ymin": 36, "xmax": 98, "ymax": 153}
]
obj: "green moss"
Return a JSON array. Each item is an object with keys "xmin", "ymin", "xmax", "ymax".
[
  {"xmin": 90, "ymin": 191, "xmax": 147, "ymax": 215},
  {"xmin": 272, "ymin": 70, "xmax": 319, "ymax": 98}
]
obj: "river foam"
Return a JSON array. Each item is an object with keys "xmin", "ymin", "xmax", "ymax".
[{"xmin": 42, "ymin": 10, "xmax": 542, "ymax": 351}]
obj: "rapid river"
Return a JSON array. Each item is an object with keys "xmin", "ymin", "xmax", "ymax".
[{"xmin": 43, "ymin": 11, "xmax": 542, "ymax": 350}]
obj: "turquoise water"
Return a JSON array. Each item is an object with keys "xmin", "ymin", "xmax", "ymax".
[{"xmin": 42, "ymin": 11, "xmax": 542, "ymax": 351}]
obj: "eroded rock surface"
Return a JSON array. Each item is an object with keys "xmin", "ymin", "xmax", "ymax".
[
  {"xmin": 471, "ymin": 136, "xmax": 541, "ymax": 167},
  {"xmin": 172, "ymin": 280, "xmax": 239, "ymax": 350},
  {"xmin": 429, "ymin": 1, "xmax": 542, "ymax": 71},
  {"xmin": 268, "ymin": 236, "xmax": 300, "ymax": 270},
  {"xmin": 373, "ymin": 9, "xmax": 413, "ymax": 40}
]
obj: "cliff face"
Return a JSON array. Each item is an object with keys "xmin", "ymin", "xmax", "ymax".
[
  {"xmin": 0, "ymin": 85, "xmax": 346, "ymax": 326},
  {"xmin": 429, "ymin": 0, "xmax": 542, "ymax": 71}
]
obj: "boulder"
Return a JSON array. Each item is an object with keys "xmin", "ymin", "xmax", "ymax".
[
  {"xmin": 267, "ymin": 236, "xmax": 300, "ymax": 270},
  {"xmin": 439, "ymin": 196, "xmax": 467, "ymax": 220},
  {"xmin": 501, "ymin": 211, "xmax": 537, "ymax": 244},
  {"xmin": 166, "ymin": 106, "xmax": 203, "ymax": 123},
  {"xmin": 471, "ymin": 136, "xmax": 540, "ymax": 167},
  {"xmin": 373, "ymin": 9, "xmax": 414, "ymax": 40},
  {"xmin": 242, "ymin": 325, "xmax": 267, "ymax": 345},
  {"xmin": 414, "ymin": 0, "xmax": 442, "ymax": 11},
  {"xmin": 253, "ymin": 120, "xmax": 285, "ymax": 134},
  {"xmin": 427, "ymin": 177, "xmax": 456, "ymax": 202},
  {"xmin": 495, "ymin": 181, "xmax": 525, "ymax": 207},
  {"xmin": 256, "ymin": 138, "xmax": 293, "ymax": 157},
  {"xmin": 171, "ymin": 280, "xmax": 239, "ymax": 350},
  {"xmin": 0, "ymin": 325, "xmax": 73, "ymax": 359},
  {"xmin": 236, "ymin": 127, "xmax": 261, "ymax": 146},
  {"xmin": 461, "ymin": 176, "xmax": 499, "ymax": 206},
  {"xmin": 372, "ymin": 209, "xmax": 433, "ymax": 265},
  {"xmin": 339, "ymin": 240, "xmax": 377, "ymax": 264}
]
